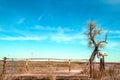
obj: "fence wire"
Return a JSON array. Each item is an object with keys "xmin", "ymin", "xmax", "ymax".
[{"xmin": 0, "ymin": 58, "xmax": 89, "ymax": 74}]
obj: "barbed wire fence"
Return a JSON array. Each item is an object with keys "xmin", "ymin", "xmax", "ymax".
[{"xmin": 0, "ymin": 57, "xmax": 89, "ymax": 75}]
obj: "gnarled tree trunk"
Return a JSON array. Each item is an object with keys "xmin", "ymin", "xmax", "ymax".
[{"xmin": 89, "ymin": 47, "xmax": 98, "ymax": 78}]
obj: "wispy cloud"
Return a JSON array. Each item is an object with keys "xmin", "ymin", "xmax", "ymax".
[
  {"xmin": 30, "ymin": 25, "xmax": 86, "ymax": 44},
  {"xmin": 109, "ymin": 30, "xmax": 120, "ymax": 34},
  {"xmin": 0, "ymin": 36, "xmax": 46, "ymax": 41},
  {"xmin": 17, "ymin": 18, "xmax": 25, "ymax": 24},
  {"xmin": 50, "ymin": 31, "xmax": 86, "ymax": 44},
  {"xmin": 33, "ymin": 25, "xmax": 73, "ymax": 32},
  {"xmin": 1, "ymin": 24, "xmax": 109, "ymax": 45}
]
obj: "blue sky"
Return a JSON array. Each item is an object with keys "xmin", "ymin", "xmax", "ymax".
[{"xmin": 0, "ymin": 0, "xmax": 120, "ymax": 62}]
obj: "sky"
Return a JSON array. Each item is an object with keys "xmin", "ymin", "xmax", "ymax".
[{"xmin": 0, "ymin": 0, "xmax": 120, "ymax": 62}]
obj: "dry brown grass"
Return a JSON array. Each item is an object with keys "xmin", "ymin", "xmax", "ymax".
[
  {"xmin": 0, "ymin": 61, "xmax": 120, "ymax": 80},
  {"xmin": 92, "ymin": 67, "xmax": 120, "ymax": 80}
]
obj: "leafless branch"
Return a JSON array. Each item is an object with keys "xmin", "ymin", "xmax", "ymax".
[{"xmin": 105, "ymin": 31, "xmax": 109, "ymax": 42}]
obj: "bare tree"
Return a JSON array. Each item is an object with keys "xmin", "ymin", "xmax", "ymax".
[{"xmin": 85, "ymin": 22, "xmax": 108, "ymax": 78}]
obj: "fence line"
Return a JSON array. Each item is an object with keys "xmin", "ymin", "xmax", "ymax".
[
  {"xmin": 6, "ymin": 58, "xmax": 89, "ymax": 62},
  {"xmin": 0, "ymin": 57, "xmax": 89, "ymax": 75}
]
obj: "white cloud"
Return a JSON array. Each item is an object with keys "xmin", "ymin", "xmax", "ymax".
[
  {"xmin": 0, "ymin": 24, "xmax": 86, "ymax": 44},
  {"xmin": 0, "ymin": 36, "xmax": 46, "ymax": 41},
  {"xmin": 33, "ymin": 25, "xmax": 73, "ymax": 32},
  {"xmin": 15, "ymin": 25, "xmax": 85, "ymax": 43},
  {"xmin": 34, "ymin": 25, "xmax": 55, "ymax": 31},
  {"xmin": 51, "ymin": 34, "xmax": 72, "ymax": 42},
  {"xmin": 17, "ymin": 18, "xmax": 25, "ymax": 24},
  {"xmin": 50, "ymin": 31, "xmax": 86, "ymax": 44}
]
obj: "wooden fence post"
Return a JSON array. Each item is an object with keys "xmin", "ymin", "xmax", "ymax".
[
  {"xmin": 25, "ymin": 59, "xmax": 29, "ymax": 72},
  {"xmin": 100, "ymin": 56, "xmax": 105, "ymax": 72},
  {"xmin": 103, "ymin": 56, "xmax": 105, "ymax": 70},
  {"xmin": 99, "ymin": 52, "xmax": 108, "ymax": 72},
  {"xmin": 3, "ymin": 57, "xmax": 7, "ymax": 74},
  {"xmin": 68, "ymin": 59, "xmax": 71, "ymax": 72},
  {"xmin": 47, "ymin": 58, "xmax": 51, "ymax": 71}
]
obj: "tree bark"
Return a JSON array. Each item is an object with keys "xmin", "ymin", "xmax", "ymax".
[
  {"xmin": 89, "ymin": 47, "xmax": 98, "ymax": 78},
  {"xmin": 89, "ymin": 59, "xmax": 92, "ymax": 78}
]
